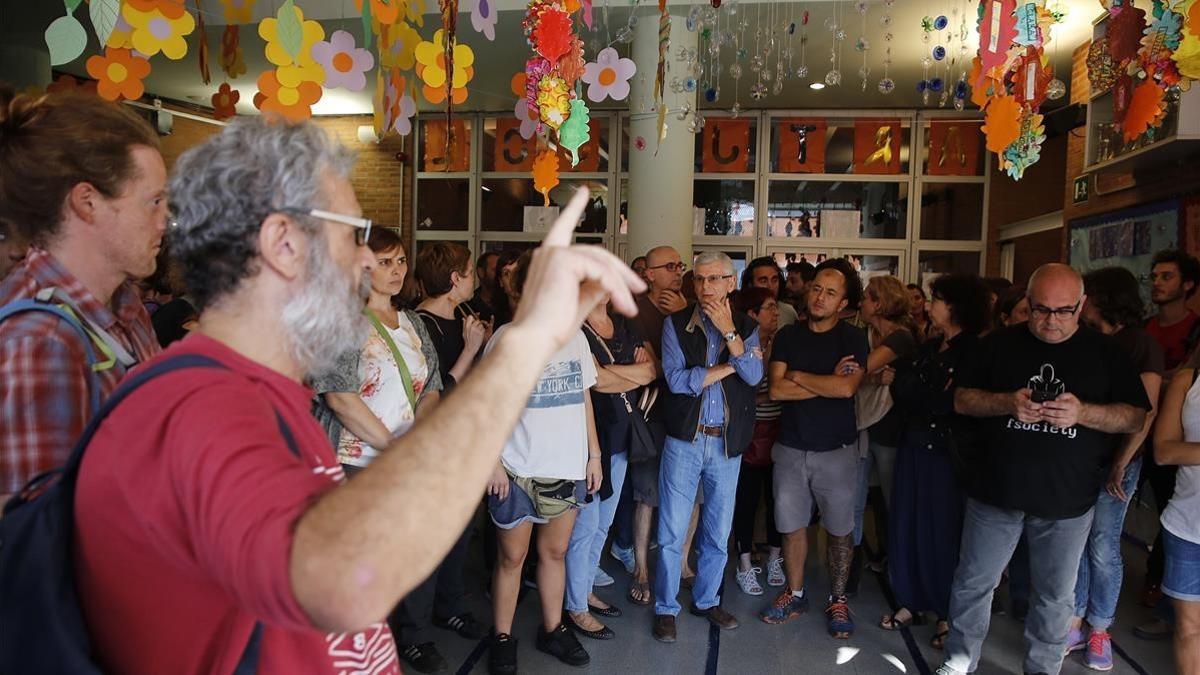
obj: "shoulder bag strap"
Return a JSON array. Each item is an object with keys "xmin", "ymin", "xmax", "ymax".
[
  {"xmin": 365, "ymin": 308, "xmax": 417, "ymax": 413},
  {"xmin": 0, "ymin": 299, "xmax": 103, "ymax": 415}
]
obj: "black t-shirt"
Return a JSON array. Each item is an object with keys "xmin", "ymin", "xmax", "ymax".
[
  {"xmin": 867, "ymin": 328, "xmax": 919, "ymax": 447},
  {"xmin": 416, "ymin": 309, "xmax": 466, "ymax": 391},
  {"xmin": 958, "ymin": 324, "xmax": 1152, "ymax": 520},
  {"xmin": 771, "ymin": 320, "xmax": 870, "ymax": 452},
  {"xmin": 1113, "ymin": 325, "xmax": 1165, "ymax": 377}
]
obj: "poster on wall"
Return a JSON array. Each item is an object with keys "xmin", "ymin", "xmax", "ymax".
[
  {"xmin": 776, "ymin": 118, "xmax": 827, "ymax": 173},
  {"xmin": 927, "ymin": 121, "xmax": 982, "ymax": 176},
  {"xmin": 702, "ymin": 118, "xmax": 751, "ymax": 173},
  {"xmin": 423, "ymin": 120, "xmax": 470, "ymax": 172},
  {"xmin": 853, "ymin": 119, "xmax": 902, "ymax": 175},
  {"xmin": 1067, "ymin": 200, "xmax": 1180, "ymax": 278},
  {"xmin": 494, "ymin": 118, "xmax": 536, "ymax": 171}
]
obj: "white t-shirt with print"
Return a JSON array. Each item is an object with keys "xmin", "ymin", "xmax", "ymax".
[
  {"xmin": 338, "ymin": 311, "xmax": 432, "ymax": 467},
  {"xmin": 486, "ymin": 327, "xmax": 597, "ymax": 480}
]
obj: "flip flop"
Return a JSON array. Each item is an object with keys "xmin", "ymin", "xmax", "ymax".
[
  {"xmin": 628, "ymin": 580, "xmax": 652, "ymax": 606},
  {"xmin": 879, "ymin": 609, "xmax": 923, "ymax": 631}
]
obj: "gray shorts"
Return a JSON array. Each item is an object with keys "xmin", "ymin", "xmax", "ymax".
[{"xmin": 772, "ymin": 442, "xmax": 858, "ymax": 537}]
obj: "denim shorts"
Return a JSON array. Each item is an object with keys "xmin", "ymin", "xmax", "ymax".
[
  {"xmin": 1163, "ymin": 528, "xmax": 1200, "ymax": 602},
  {"xmin": 487, "ymin": 476, "xmax": 586, "ymax": 529}
]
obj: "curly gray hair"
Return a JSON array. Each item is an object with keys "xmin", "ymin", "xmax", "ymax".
[{"xmin": 167, "ymin": 117, "xmax": 356, "ymax": 310}]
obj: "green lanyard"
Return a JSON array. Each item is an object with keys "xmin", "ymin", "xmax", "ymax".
[{"xmin": 365, "ymin": 308, "xmax": 417, "ymax": 413}]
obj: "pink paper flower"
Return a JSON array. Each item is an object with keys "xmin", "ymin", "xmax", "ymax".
[
  {"xmin": 582, "ymin": 47, "xmax": 636, "ymax": 102},
  {"xmin": 311, "ymin": 29, "xmax": 375, "ymax": 92},
  {"xmin": 472, "ymin": 0, "xmax": 498, "ymax": 41}
]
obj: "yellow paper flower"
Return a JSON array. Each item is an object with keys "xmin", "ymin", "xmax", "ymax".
[
  {"xmin": 258, "ymin": 4, "xmax": 325, "ymax": 68},
  {"xmin": 276, "ymin": 60, "xmax": 325, "ymax": 87},
  {"xmin": 220, "ymin": 0, "xmax": 257, "ymax": 24},
  {"xmin": 406, "ymin": 0, "xmax": 426, "ymax": 27},
  {"xmin": 380, "ymin": 21, "xmax": 421, "ymax": 70},
  {"xmin": 122, "ymin": 3, "xmax": 196, "ymax": 60},
  {"xmin": 414, "ymin": 29, "xmax": 474, "ymax": 89}
]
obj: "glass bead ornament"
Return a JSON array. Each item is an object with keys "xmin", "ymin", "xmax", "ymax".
[
  {"xmin": 727, "ymin": 0, "xmax": 738, "ymax": 15},
  {"xmin": 772, "ymin": 78, "xmax": 784, "ymax": 95},
  {"xmin": 855, "ymin": 38, "xmax": 869, "ymax": 52},
  {"xmin": 878, "ymin": 77, "xmax": 895, "ymax": 93},
  {"xmin": 1047, "ymin": 78, "xmax": 1066, "ymax": 100},
  {"xmin": 750, "ymin": 54, "xmax": 764, "ymax": 72},
  {"xmin": 880, "ymin": 14, "xmax": 892, "ymax": 27},
  {"xmin": 676, "ymin": 103, "xmax": 692, "ymax": 120},
  {"xmin": 736, "ymin": 47, "xmax": 748, "ymax": 60},
  {"xmin": 835, "ymin": 29, "xmax": 846, "ymax": 41},
  {"xmin": 688, "ymin": 113, "xmax": 706, "ymax": 133},
  {"xmin": 796, "ymin": 65, "xmax": 809, "ymax": 79},
  {"xmin": 934, "ymin": 15, "xmax": 948, "ymax": 30},
  {"xmin": 730, "ymin": 101, "xmax": 742, "ymax": 117},
  {"xmin": 627, "ymin": 13, "xmax": 638, "ymax": 27},
  {"xmin": 705, "ymin": 87, "xmax": 718, "ymax": 102},
  {"xmin": 750, "ymin": 82, "xmax": 767, "ymax": 100},
  {"xmin": 616, "ymin": 27, "xmax": 633, "ymax": 43},
  {"xmin": 787, "ymin": 22, "xmax": 796, "ymax": 35},
  {"xmin": 684, "ymin": 77, "xmax": 697, "ymax": 92},
  {"xmin": 762, "ymin": 68, "xmax": 773, "ymax": 82},
  {"xmin": 825, "ymin": 69, "xmax": 841, "ymax": 85},
  {"xmin": 729, "ymin": 63, "xmax": 743, "ymax": 78},
  {"xmin": 921, "ymin": 16, "xmax": 934, "ymax": 31},
  {"xmin": 933, "ymin": 46, "xmax": 946, "ymax": 61},
  {"xmin": 677, "ymin": 46, "xmax": 690, "ymax": 61},
  {"xmin": 670, "ymin": 78, "xmax": 684, "ymax": 93},
  {"xmin": 929, "ymin": 77, "xmax": 943, "ymax": 92}
]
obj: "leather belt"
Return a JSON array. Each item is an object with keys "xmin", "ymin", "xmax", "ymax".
[{"xmin": 698, "ymin": 424, "xmax": 724, "ymax": 438}]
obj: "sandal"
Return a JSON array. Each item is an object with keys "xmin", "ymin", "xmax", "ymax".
[
  {"xmin": 879, "ymin": 608, "xmax": 922, "ymax": 631},
  {"xmin": 628, "ymin": 580, "xmax": 651, "ymax": 606},
  {"xmin": 681, "ymin": 575, "xmax": 696, "ymax": 590},
  {"xmin": 931, "ymin": 622, "xmax": 950, "ymax": 650}
]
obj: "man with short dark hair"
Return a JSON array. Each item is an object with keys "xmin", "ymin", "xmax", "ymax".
[
  {"xmin": 464, "ymin": 250, "xmax": 500, "ymax": 322},
  {"xmin": 759, "ymin": 258, "xmax": 868, "ymax": 639},
  {"xmin": 743, "ymin": 256, "xmax": 799, "ymax": 327},
  {"xmin": 936, "ymin": 263, "xmax": 1150, "ymax": 675},
  {"xmin": 631, "ymin": 255, "xmax": 648, "ymax": 281}
]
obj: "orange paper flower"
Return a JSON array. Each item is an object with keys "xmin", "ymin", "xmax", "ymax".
[
  {"xmin": 1123, "ymin": 78, "xmax": 1168, "ymax": 143},
  {"xmin": 86, "ymin": 48, "xmax": 152, "ymax": 101},
  {"xmin": 255, "ymin": 70, "xmax": 322, "ymax": 121},
  {"xmin": 46, "ymin": 74, "xmax": 99, "ymax": 96},
  {"xmin": 982, "ymin": 95, "xmax": 1022, "ymax": 155},
  {"xmin": 126, "ymin": 0, "xmax": 188, "ymax": 20},
  {"xmin": 355, "ymin": 0, "xmax": 403, "ymax": 25},
  {"xmin": 211, "ymin": 82, "xmax": 240, "ymax": 119}
]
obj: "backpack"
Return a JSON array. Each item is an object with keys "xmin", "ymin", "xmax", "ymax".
[{"xmin": 0, "ymin": 350, "xmax": 300, "ymax": 674}]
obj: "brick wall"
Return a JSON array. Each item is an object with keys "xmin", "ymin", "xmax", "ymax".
[{"xmin": 157, "ymin": 108, "xmax": 415, "ymax": 251}]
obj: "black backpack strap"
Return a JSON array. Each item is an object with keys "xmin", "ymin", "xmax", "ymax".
[{"xmin": 232, "ymin": 621, "xmax": 264, "ymax": 675}]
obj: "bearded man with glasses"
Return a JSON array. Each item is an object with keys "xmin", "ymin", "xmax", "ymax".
[{"xmin": 936, "ymin": 263, "xmax": 1152, "ymax": 675}]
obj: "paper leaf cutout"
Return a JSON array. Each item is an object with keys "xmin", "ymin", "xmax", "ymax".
[
  {"xmin": 582, "ymin": 47, "xmax": 636, "ymax": 102},
  {"xmin": 533, "ymin": 8, "xmax": 572, "ymax": 62},
  {"xmin": 46, "ymin": 15, "xmax": 87, "ymax": 66},
  {"xmin": 1010, "ymin": 48, "xmax": 1052, "ymax": 107},
  {"xmin": 978, "ymin": 0, "xmax": 1018, "ymax": 86},
  {"xmin": 1087, "ymin": 37, "xmax": 1119, "ymax": 93},
  {"xmin": 361, "ymin": 0, "xmax": 372, "ymax": 49},
  {"xmin": 1001, "ymin": 109, "xmax": 1046, "ymax": 180},
  {"xmin": 559, "ymin": 98, "xmax": 591, "ymax": 166},
  {"xmin": 1109, "ymin": 5, "xmax": 1146, "ymax": 63},
  {"xmin": 532, "ymin": 149, "xmax": 560, "ymax": 207},
  {"xmin": 536, "ymin": 74, "xmax": 570, "ymax": 129},
  {"xmin": 89, "ymin": 0, "xmax": 121, "ymax": 47},
  {"xmin": 277, "ymin": 0, "xmax": 304, "ymax": 60},
  {"xmin": 560, "ymin": 37, "xmax": 586, "ymax": 88},
  {"xmin": 1176, "ymin": 33, "xmax": 1200, "ymax": 79},
  {"xmin": 471, "ymin": 0, "xmax": 497, "ymax": 41},
  {"xmin": 1124, "ymin": 77, "xmax": 1167, "ymax": 142},
  {"xmin": 65, "ymin": 0, "xmax": 84, "ymax": 12},
  {"xmin": 983, "ymin": 95, "xmax": 1022, "ymax": 154},
  {"xmin": 1014, "ymin": 3, "xmax": 1042, "ymax": 46}
]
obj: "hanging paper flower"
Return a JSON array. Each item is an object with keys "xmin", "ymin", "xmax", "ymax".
[
  {"xmin": 513, "ymin": 96, "xmax": 539, "ymax": 140},
  {"xmin": 390, "ymin": 73, "xmax": 418, "ymax": 136},
  {"xmin": 122, "ymin": 2, "xmax": 196, "ymax": 60},
  {"xmin": 406, "ymin": 0, "xmax": 427, "ymax": 27},
  {"xmin": 982, "ymin": 95, "xmax": 1022, "ymax": 154},
  {"xmin": 536, "ymin": 74, "xmax": 571, "ymax": 129},
  {"xmin": 312, "ymin": 30, "xmax": 375, "ymax": 91},
  {"xmin": 532, "ymin": 149, "xmax": 560, "ymax": 207},
  {"xmin": 355, "ymin": 0, "xmax": 402, "ymax": 26},
  {"xmin": 106, "ymin": 13, "xmax": 135, "ymax": 49},
  {"xmin": 211, "ymin": 82, "xmax": 240, "ymax": 119},
  {"xmin": 219, "ymin": 0, "xmax": 257, "ymax": 25},
  {"xmin": 472, "ymin": 0, "xmax": 498, "ymax": 40},
  {"xmin": 415, "ymin": 29, "xmax": 475, "ymax": 104},
  {"xmin": 1123, "ymin": 77, "xmax": 1168, "ymax": 142},
  {"xmin": 559, "ymin": 37, "xmax": 586, "ymax": 87},
  {"xmin": 86, "ymin": 47, "xmax": 152, "ymax": 101},
  {"xmin": 381, "ymin": 21, "xmax": 421, "ymax": 70},
  {"xmin": 532, "ymin": 7, "xmax": 572, "ymax": 62},
  {"xmin": 221, "ymin": 25, "xmax": 247, "ymax": 78},
  {"xmin": 1001, "ymin": 110, "xmax": 1046, "ymax": 180},
  {"xmin": 524, "ymin": 56, "xmax": 551, "ymax": 117},
  {"xmin": 581, "ymin": 47, "xmax": 636, "ymax": 102},
  {"xmin": 126, "ymin": 0, "xmax": 188, "ymax": 20},
  {"xmin": 259, "ymin": 3, "xmax": 325, "ymax": 69},
  {"xmin": 255, "ymin": 70, "xmax": 323, "ymax": 121}
]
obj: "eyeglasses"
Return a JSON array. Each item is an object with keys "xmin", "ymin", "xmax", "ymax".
[
  {"xmin": 1030, "ymin": 301, "xmax": 1081, "ymax": 319},
  {"xmin": 695, "ymin": 273, "xmax": 734, "ymax": 285},
  {"xmin": 280, "ymin": 207, "xmax": 373, "ymax": 246},
  {"xmin": 647, "ymin": 262, "xmax": 687, "ymax": 274}
]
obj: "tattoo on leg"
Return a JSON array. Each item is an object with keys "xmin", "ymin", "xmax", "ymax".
[{"xmin": 828, "ymin": 535, "xmax": 852, "ymax": 597}]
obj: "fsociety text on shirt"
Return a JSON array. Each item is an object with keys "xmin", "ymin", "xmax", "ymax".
[{"xmin": 1005, "ymin": 417, "xmax": 1078, "ymax": 439}]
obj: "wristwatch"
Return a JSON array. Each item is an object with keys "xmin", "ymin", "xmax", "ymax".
[{"xmin": 723, "ymin": 330, "xmax": 738, "ymax": 343}]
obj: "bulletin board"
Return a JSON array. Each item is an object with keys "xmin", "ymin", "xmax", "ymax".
[{"xmin": 1067, "ymin": 200, "xmax": 1181, "ymax": 278}]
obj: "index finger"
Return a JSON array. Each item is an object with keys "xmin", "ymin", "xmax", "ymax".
[{"xmin": 543, "ymin": 186, "xmax": 591, "ymax": 248}]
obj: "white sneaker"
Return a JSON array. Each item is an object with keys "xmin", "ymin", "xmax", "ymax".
[
  {"xmin": 766, "ymin": 556, "xmax": 786, "ymax": 587},
  {"xmin": 609, "ymin": 544, "xmax": 636, "ymax": 575},
  {"xmin": 594, "ymin": 568, "xmax": 615, "ymax": 588},
  {"xmin": 735, "ymin": 567, "xmax": 764, "ymax": 596}
]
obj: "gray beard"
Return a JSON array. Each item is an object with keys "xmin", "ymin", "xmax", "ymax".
[{"xmin": 280, "ymin": 236, "xmax": 371, "ymax": 377}]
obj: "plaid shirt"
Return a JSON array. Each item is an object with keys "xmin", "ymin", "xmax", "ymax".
[{"xmin": 0, "ymin": 248, "xmax": 160, "ymax": 495}]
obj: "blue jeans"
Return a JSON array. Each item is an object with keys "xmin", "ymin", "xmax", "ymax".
[
  {"xmin": 1074, "ymin": 457, "xmax": 1142, "ymax": 630},
  {"xmin": 654, "ymin": 433, "xmax": 741, "ymax": 616},
  {"xmin": 564, "ymin": 451, "xmax": 629, "ymax": 613},
  {"xmin": 941, "ymin": 498, "xmax": 1093, "ymax": 675},
  {"xmin": 853, "ymin": 441, "xmax": 897, "ymax": 546}
]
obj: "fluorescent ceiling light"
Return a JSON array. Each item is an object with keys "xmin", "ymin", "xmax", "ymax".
[{"xmin": 809, "ymin": 82, "xmax": 825, "ymax": 90}]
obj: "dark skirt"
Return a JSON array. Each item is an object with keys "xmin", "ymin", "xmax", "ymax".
[{"xmin": 887, "ymin": 437, "xmax": 965, "ymax": 618}]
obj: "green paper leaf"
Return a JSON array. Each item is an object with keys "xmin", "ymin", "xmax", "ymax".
[
  {"xmin": 64, "ymin": 0, "xmax": 84, "ymax": 13},
  {"xmin": 277, "ymin": 0, "xmax": 304, "ymax": 61},
  {"xmin": 362, "ymin": 0, "xmax": 373, "ymax": 51},
  {"xmin": 89, "ymin": 0, "xmax": 121, "ymax": 48},
  {"xmin": 45, "ymin": 14, "xmax": 87, "ymax": 66}
]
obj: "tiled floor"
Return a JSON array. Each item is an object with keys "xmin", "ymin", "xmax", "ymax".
[{"xmin": 422, "ymin": 508, "xmax": 1177, "ymax": 674}]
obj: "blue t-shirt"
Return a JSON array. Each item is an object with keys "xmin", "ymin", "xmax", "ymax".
[{"xmin": 770, "ymin": 320, "xmax": 869, "ymax": 452}]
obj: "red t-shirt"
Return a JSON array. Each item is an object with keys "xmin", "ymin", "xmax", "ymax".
[
  {"xmin": 74, "ymin": 333, "xmax": 400, "ymax": 675},
  {"xmin": 1146, "ymin": 310, "xmax": 1200, "ymax": 371}
]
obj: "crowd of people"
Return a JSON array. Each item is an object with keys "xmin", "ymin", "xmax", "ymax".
[{"xmin": 0, "ymin": 89, "xmax": 1197, "ymax": 675}]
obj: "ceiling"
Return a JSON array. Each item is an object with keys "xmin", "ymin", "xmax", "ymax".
[{"xmin": 1, "ymin": 0, "xmax": 1107, "ymax": 117}]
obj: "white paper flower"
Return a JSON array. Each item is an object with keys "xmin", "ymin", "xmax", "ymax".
[
  {"xmin": 471, "ymin": 0, "xmax": 498, "ymax": 41},
  {"xmin": 513, "ymin": 96, "xmax": 538, "ymax": 139},
  {"xmin": 581, "ymin": 47, "xmax": 636, "ymax": 102}
]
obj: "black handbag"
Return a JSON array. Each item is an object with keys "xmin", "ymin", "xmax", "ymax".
[{"xmin": 585, "ymin": 322, "xmax": 660, "ymax": 463}]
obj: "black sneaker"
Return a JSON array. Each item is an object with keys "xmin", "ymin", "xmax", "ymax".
[
  {"xmin": 488, "ymin": 633, "xmax": 518, "ymax": 675},
  {"xmin": 434, "ymin": 613, "xmax": 487, "ymax": 640},
  {"xmin": 399, "ymin": 642, "xmax": 448, "ymax": 674},
  {"xmin": 535, "ymin": 623, "xmax": 590, "ymax": 667}
]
